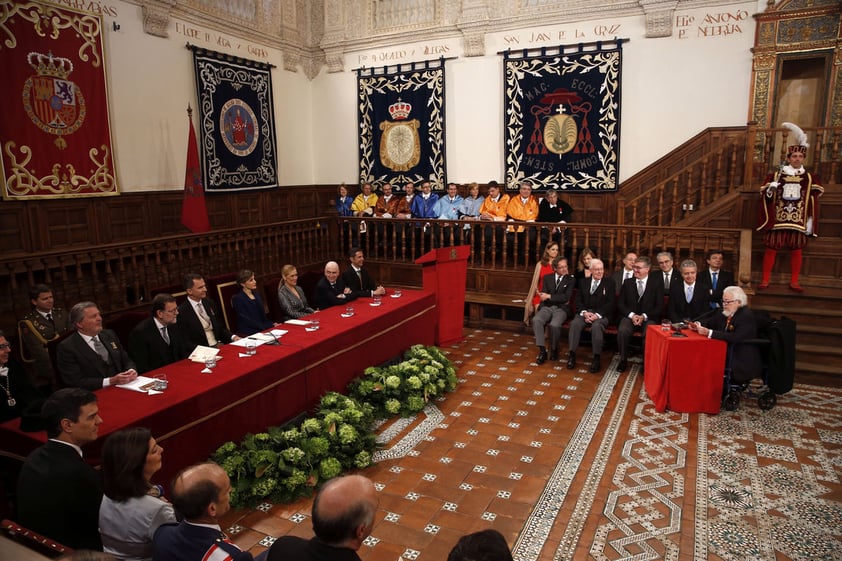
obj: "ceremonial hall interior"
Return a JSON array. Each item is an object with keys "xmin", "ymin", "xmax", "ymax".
[{"xmin": 1, "ymin": 0, "xmax": 841, "ymax": 560}]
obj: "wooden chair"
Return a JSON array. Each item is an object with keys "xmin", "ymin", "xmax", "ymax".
[
  {"xmin": 46, "ymin": 330, "xmax": 75, "ymax": 390},
  {"xmin": 105, "ymin": 310, "xmax": 148, "ymax": 349},
  {"xmin": 215, "ymin": 281, "xmax": 240, "ymax": 335},
  {"xmin": 298, "ymin": 270, "xmax": 322, "ymax": 307},
  {"xmin": 263, "ymin": 277, "xmax": 282, "ymax": 323},
  {"xmin": 149, "ymin": 284, "xmax": 189, "ymax": 304},
  {"xmin": 1, "ymin": 518, "xmax": 72, "ymax": 558}
]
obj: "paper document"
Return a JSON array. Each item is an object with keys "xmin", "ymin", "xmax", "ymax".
[
  {"xmin": 284, "ymin": 319, "xmax": 312, "ymax": 326},
  {"xmin": 189, "ymin": 345, "xmax": 220, "ymax": 363},
  {"xmin": 116, "ymin": 376, "xmax": 158, "ymax": 393}
]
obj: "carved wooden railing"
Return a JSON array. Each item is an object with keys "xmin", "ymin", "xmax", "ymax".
[{"xmin": 618, "ymin": 125, "xmax": 842, "ymax": 227}]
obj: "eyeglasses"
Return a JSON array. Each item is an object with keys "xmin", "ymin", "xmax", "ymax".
[
  {"xmin": 0, "ymin": 343, "xmax": 10, "ymax": 350},
  {"xmin": 657, "ymin": 260, "xmax": 670, "ymax": 265},
  {"xmin": 722, "ymin": 299, "xmax": 737, "ymax": 305}
]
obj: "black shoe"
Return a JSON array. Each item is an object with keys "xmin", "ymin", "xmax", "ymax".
[
  {"xmin": 590, "ymin": 355, "xmax": 601, "ymax": 373},
  {"xmin": 536, "ymin": 350, "xmax": 547, "ymax": 365},
  {"xmin": 549, "ymin": 348, "xmax": 558, "ymax": 361},
  {"xmin": 617, "ymin": 358, "xmax": 628, "ymax": 373},
  {"xmin": 566, "ymin": 351, "xmax": 576, "ymax": 369}
]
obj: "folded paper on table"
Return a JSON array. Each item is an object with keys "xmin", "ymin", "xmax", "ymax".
[
  {"xmin": 231, "ymin": 335, "xmax": 271, "ymax": 347},
  {"xmin": 116, "ymin": 376, "xmax": 158, "ymax": 393},
  {"xmin": 284, "ymin": 319, "xmax": 313, "ymax": 326},
  {"xmin": 189, "ymin": 345, "xmax": 221, "ymax": 363}
]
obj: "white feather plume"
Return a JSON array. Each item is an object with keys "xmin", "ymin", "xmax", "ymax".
[{"xmin": 781, "ymin": 122, "xmax": 809, "ymax": 148}]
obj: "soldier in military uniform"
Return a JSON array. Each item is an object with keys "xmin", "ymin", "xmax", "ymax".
[
  {"xmin": 757, "ymin": 123, "xmax": 824, "ymax": 292},
  {"xmin": 19, "ymin": 284, "xmax": 71, "ymax": 393}
]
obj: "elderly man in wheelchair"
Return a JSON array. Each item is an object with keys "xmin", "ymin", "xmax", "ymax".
[{"xmin": 690, "ymin": 286, "xmax": 774, "ymax": 410}]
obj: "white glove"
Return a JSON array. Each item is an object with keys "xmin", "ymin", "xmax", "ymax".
[{"xmin": 382, "ymin": 212, "xmax": 392, "ymax": 218}]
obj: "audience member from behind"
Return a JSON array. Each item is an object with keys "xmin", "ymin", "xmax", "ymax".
[
  {"xmin": 100, "ymin": 427, "xmax": 176, "ymax": 561},
  {"xmin": 57, "ymin": 301, "xmax": 138, "ymax": 390},
  {"xmin": 152, "ymin": 462, "xmax": 253, "ymax": 561},
  {"xmin": 129, "ymin": 294, "xmax": 190, "ymax": 374},
  {"xmin": 20, "ymin": 283, "xmax": 71, "ymax": 393},
  {"xmin": 342, "ymin": 247, "xmax": 386, "ymax": 298},
  {"xmin": 232, "ymin": 269, "xmax": 276, "ymax": 336},
  {"xmin": 691, "ymin": 286, "xmax": 763, "ymax": 383},
  {"xmin": 57, "ymin": 552, "xmax": 116, "ymax": 561},
  {"xmin": 0, "ymin": 330, "xmax": 43, "ymax": 424},
  {"xmin": 267, "ymin": 474, "xmax": 379, "ymax": 561},
  {"xmin": 447, "ymin": 529, "xmax": 514, "ymax": 561},
  {"xmin": 17, "ymin": 388, "xmax": 104, "ymax": 550},
  {"xmin": 277, "ymin": 264, "xmax": 316, "ymax": 321},
  {"xmin": 524, "ymin": 242, "xmax": 559, "ymax": 326},
  {"xmin": 314, "ymin": 261, "xmax": 357, "ymax": 310},
  {"xmin": 177, "ymin": 273, "xmax": 238, "ymax": 349}
]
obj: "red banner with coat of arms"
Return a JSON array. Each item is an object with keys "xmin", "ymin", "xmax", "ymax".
[{"xmin": 0, "ymin": 0, "xmax": 118, "ymax": 200}]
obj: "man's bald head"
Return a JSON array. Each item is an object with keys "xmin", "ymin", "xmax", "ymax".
[
  {"xmin": 171, "ymin": 462, "xmax": 231, "ymax": 522},
  {"xmin": 312, "ymin": 475, "xmax": 378, "ymax": 549}
]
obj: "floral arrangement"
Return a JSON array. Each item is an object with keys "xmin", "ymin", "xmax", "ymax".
[
  {"xmin": 212, "ymin": 345, "xmax": 455, "ymax": 507},
  {"xmin": 347, "ymin": 344, "xmax": 457, "ymax": 419}
]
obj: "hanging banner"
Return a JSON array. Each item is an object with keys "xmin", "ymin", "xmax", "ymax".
[
  {"xmin": 0, "ymin": 0, "xmax": 119, "ymax": 200},
  {"xmin": 191, "ymin": 46, "xmax": 278, "ymax": 192},
  {"xmin": 357, "ymin": 60, "xmax": 446, "ymax": 190},
  {"xmin": 504, "ymin": 41, "xmax": 625, "ymax": 191}
]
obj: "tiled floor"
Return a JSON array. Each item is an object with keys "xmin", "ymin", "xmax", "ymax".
[{"xmin": 219, "ymin": 329, "xmax": 842, "ymax": 561}]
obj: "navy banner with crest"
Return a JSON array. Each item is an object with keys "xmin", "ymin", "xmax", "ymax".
[
  {"xmin": 504, "ymin": 41, "xmax": 625, "ymax": 192},
  {"xmin": 357, "ymin": 60, "xmax": 446, "ymax": 191},
  {"xmin": 191, "ymin": 47, "xmax": 278, "ymax": 192}
]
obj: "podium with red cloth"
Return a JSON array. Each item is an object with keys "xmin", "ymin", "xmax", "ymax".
[{"xmin": 415, "ymin": 245, "xmax": 470, "ymax": 346}]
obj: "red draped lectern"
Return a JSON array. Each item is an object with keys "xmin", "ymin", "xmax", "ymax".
[{"xmin": 415, "ymin": 245, "xmax": 470, "ymax": 346}]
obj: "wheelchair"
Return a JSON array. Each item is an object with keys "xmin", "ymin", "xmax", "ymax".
[{"xmin": 721, "ymin": 316, "xmax": 796, "ymax": 412}]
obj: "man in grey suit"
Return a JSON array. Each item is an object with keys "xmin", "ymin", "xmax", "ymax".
[
  {"xmin": 532, "ymin": 257, "xmax": 575, "ymax": 364},
  {"xmin": 57, "ymin": 302, "xmax": 137, "ymax": 390}
]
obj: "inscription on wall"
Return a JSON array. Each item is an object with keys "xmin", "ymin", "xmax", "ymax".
[
  {"xmin": 174, "ymin": 20, "xmax": 270, "ymax": 60},
  {"xmin": 675, "ymin": 10, "xmax": 749, "ymax": 39},
  {"xmin": 356, "ymin": 43, "xmax": 451, "ymax": 66},
  {"xmin": 50, "ymin": 0, "xmax": 118, "ymax": 16}
]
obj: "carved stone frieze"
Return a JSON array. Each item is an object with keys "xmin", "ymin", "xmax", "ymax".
[
  {"xmin": 142, "ymin": 0, "xmax": 176, "ymax": 38},
  {"xmin": 461, "ymin": 31, "xmax": 486, "ymax": 57},
  {"xmin": 644, "ymin": 8, "xmax": 673, "ymax": 38}
]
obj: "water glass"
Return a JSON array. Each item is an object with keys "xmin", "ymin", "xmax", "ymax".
[
  {"xmin": 152, "ymin": 374, "xmax": 168, "ymax": 391},
  {"xmin": 245, "ymin": 340, "xmax": 257, "ymax": 355},
  {"xmin": 661, "ymin": 319, "xmax": 671, "ymax": 332},
  {"xmin": 394, "ymin": 289, "xmax": 402, "ymax": 298},
  {"xmin": 373, "ymin": 295, "xmax": 382, "ymax": 306},
  {"xmin": 306, "ymin": 319, "xmax": 320, "ymax": 331},
  {"xmin": 204, "ymin": 356, "xmax": 217, "ymax": 370},
  {"xmin": 345, "ymin": 305, "xmax": 354, "ymax": 316}
]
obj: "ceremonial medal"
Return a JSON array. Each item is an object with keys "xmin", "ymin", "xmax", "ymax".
[{"xmin": 7, "ymin": 398, "xmax": 15, "ymax": 407}]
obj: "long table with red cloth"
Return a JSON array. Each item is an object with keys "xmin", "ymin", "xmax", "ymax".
[
  {"xmin": 643, "ymin": 324, "xmax": 727, "ymax": 414},
  {"xmin": 0, "ymin": 290, "xmax": 436, "ymax": 484}
]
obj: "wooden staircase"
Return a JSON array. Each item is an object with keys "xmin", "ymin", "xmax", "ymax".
[{"xmin": 619, "ymin": 126, "xmax": 842, "ymax": 386}]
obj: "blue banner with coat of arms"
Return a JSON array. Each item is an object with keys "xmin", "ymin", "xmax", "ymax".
[
  {"xmin": 504, "ymin": 40, "xmax": 625, "ymax": 192},
  {"xmin": 191, "ymin": 46, "xmax": 278, "ymax": 192},
  {"xmin": 357, "ymin": 60, "xmax": 446, "ymax": 191}
]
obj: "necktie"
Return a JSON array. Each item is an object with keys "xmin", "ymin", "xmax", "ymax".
[
  {"xmin": 197, "ymin": 302, "xmax": 210, "ymax": 322},
  {"xmin": 664, "ymin": 272, "xmax": 670, "ymax": 290},
  {"xmin": 46, "ymin": 312, "xmax": 54, "ymax": 325},
  {"xmin": 555, "ymin": 276, "xmax": 561, "ymax": 290},
  {"xmin": 712, "ymin": 272, "xmax": 718, "ymax": 290},
  {"xmin": 686, "ymin": 285, "xmax": 693, "ymax": 303},
  {"xmin": 161, "ymin": 327, "xmax": 170, "ymax": 345},
  {"xmin": 590, "ymin": 280, "xmax": 597, "ymax": 294},
  {"xmin": 624, "ymin": 271, "xmax": 631, "ymax": 281},
  {"xmin": 92, "ymin": 336, "xmax": 109, "ymax": 363},
  {"xmin": 637, "ymin": 279, "xmax": 644, "ymax": 298},
  {"xmin": 356, "ymin": 269, "xmax": 363, "ymax": 289}
]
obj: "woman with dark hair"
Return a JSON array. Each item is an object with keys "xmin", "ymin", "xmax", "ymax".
[
  {"xmin": 524, "ymin": 241, "xmax": 559, "ymax": 325},
  {"xmin": 99, "ymin": 427, "xmax": 175, "ymax": 561},
  {"xmin": 574, "ymin": 247, "xmax": 595, "ymax": 281},
  {"xmin": 335, "ymin": 183, "xmax": 353, "ymax": 217},
  {"xmin": 231, "ymin": 268, "xmax": 275, "ymax": 335},
  {"xmin": 277, "ymin": 264, "xmax": 315, "ymax": 321},
  {"xmin": 447, "ymin": 529, "xmax": 514, "ymax": 561}
]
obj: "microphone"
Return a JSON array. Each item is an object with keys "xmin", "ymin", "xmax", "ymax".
[{"xmin": 691, "ymin": 307, "xmax": 720, "ymax": 324}]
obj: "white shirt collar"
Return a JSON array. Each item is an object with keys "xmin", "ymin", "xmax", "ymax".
[{"xmin": 49, "ymin": 438, "xmax": 83, "ymax": 458}]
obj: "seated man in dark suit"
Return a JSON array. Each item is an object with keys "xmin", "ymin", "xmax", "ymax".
[
  {"xmin": 656, "ymin": 251, "xmax": 679, "ymax": 292},
  {"xmin": 152, "ymin": 462, "xmax": 253, "ymax": 561},
  {"xmin": 176, "ymin": 273, "xmax": 238, "ymax": 349},
  {"xmin": 16, "ymin": 388, "xmax": 103, "ymax": 550},
  {"xmin": 267, "ymin": 475, "xmax": 378, "ymax": 561},
  {"xmin": 314, "ymin": 261, "xmax": 358, "ymax": 310},
  {"xmin": 128, "ymin": 293, "xmax": 190, "ymax": 373},
  {"xmin": 57, "ymin": 301, "xmax": 138, "ymax": 390},
  {"xmin": 532, "ymin": 257, "xmax": 575, "ymax": 364},
  {"xmin": 567, "ymin": 258, "xmax": 616, "ymax": 373},
  {"xmin": 611, "ymin": 251, "xmax": 637, "ymax": 296},
  {"xmin": 341, "ymin": 247, "xmax": 386, "ymax": 299},
  {"xmin": 698, "ymin": 250, "xmax": 735, "ymax": 309},
  {"xmin": 0, "ymin": 330, "xmax": 43, "ymax": 424},
  {"xmin": 667, "ymin": 259, "xmax": 712, "ymax": 323},
  {"xmin": 691, "ymin": 286, "xmax": 762, "ymax": 383},
  {"xmin": 616, "ymin": 256, "xmax": 664, "ymax": 372}
]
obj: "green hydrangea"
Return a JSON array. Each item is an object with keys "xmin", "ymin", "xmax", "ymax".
[
  {"xmin": 385, "ymin": 398, "xmax": 401, "ymax": 414},
  {"xmin": 322, "ymin": 412, "xmax": 343, "ymax": 426},
  {"xmin": 306, "ymin": 436, "xmax": 330, "ymax": 457},
  {"xmin": 319, "ymin": 457, "xmax": 343, "ymax": 479},
  {"xmin": 406, "ymin": 375, "xmax": 422, "ymax": 389},
  {"xmin": 281, "ymin": 447, "xmax": 305, "ymax": 463},
  {"xmin": 252, "ymin": 477, "xmax": 277, "ymax": 497},
  {"xmin": 342, "ymin": 407, "xmax": 364, "ymax": 423},
  {"xmin": 385, "ymin": 375, "xmax": 401, "ymax": 389},
  {"xmin": 337, "ymin": 423, "xmax": 358, "ymax": 445},
  {"xmin": 407, "ymin": 395, "xmax": 426, "ymax": 412},
  {"xmin": 283, "ymin": 469, "xmax": 308, "ymax": 490},
  {"xmin": 319, "ymin": 392, "xmax": 341, "ymax": 408},
  {"xmin": 354, "ymin": 450, "xmax": 372, "ymax": 469},
  {"xmin": 215, "ymin": 441, "xmax": 237, "ymax": 456},
  {"xmin": 280, "ymin": 428, "xmax": 300, "ymax": 443},
  {"xmin": 301, "ymin": 418, "xmax": 322, "ymax": 434}
]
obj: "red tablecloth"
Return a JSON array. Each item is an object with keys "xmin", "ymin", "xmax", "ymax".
[
  {"xmin": 0, "ymin": 290, "xmax": 436, "ymax": 484},
  {"xmin": 644, "ymin": 324, "xmax": 727, "ymax": 414}
]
